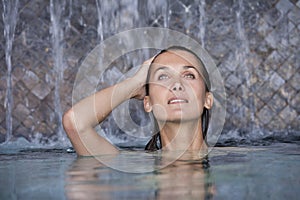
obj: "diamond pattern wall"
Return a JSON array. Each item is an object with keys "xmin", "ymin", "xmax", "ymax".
[{"xmin": 0, "ymin": 0, "xmax": 299, "ymax": 143}]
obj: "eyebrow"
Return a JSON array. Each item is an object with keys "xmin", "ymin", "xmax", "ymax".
[
  {"xmin": 153, "ymin": 65, "xmax": 197, "ymax": 74},
  {"xmin": 183, "ymin": 66, "xmax": 197, "ymax": 70}
]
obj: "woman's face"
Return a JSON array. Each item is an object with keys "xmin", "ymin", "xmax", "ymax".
[{"xmin": 144, "ymin": 50, "xmax": 213, "ymax": 123}]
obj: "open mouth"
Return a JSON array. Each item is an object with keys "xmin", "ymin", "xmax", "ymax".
[{"xmin": 168, "ymin": 98, "xmax": 188, "ymax": 104}]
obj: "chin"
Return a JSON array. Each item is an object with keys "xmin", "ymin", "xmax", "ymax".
[
  {"xmin": 153, "ymin": 109, "xmax": 202, "ymax": 123},
  {"xmin": 158, "ymin": 115, "xmax": 202, "ymax": 123}
]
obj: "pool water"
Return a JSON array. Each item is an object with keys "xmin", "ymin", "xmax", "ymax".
[{"xmin": 0, "ymin": 142, "xmax": 299, "ymax": 199}]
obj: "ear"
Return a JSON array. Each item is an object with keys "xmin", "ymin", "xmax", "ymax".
[
  {"xmin": 204, "ymin": 92, "xmax": 213, "ymax": 109},
  {"xmin": 143, "ymin": 96, "xmax": 153, "ymax": 112}
]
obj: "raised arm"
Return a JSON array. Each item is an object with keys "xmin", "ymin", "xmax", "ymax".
[{"xmin": 62, "ymin": 59, "xmax": 152, "ymax": 156}]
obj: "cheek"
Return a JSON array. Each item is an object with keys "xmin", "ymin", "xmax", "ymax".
[
  {"xmin": 189, "ymin": 81, "xmax": 206, "ymax": 98},
  {"xmin": 152, "ymin": 104, "xmax": 168, "ymax": 122},
  {"xmin": 149, "ymin": 84, "xmax": 168, "ymax": 101},
  {"xmin": 188, "ymin": 84, "xmax": 207, "ymax": 111}
]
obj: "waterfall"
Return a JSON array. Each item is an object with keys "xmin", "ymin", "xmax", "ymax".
[
  {"xmin": 198, "ymin": 0, "xmax": 206, "ymax": 48},
  {"xmin": 50, "ymin": 0, "xmax": 69, "ymax": 144},
  {"xmin": 95, "ymin": 0, "xmax": 104, "ymax": 42},
  {"xmin": 0, "ymin": 0, "xmax": 296, "ymax": 149},
  {"xmin": 163, "ymin": 0, "xmax": 170, "ymax": 28},
  {"xmin": 236, "ymin": 0, "xmax": 255, "ymax": 131},
  {"xmin": 2, "ymin": 0, "xmax": 19, "ymax": 143}
]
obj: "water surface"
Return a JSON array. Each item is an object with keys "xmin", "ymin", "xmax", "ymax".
[{"xmin": 0, "ymin": 143, "xmax": 299, "ymax": 199}]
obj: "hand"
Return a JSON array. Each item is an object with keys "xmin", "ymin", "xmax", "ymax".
[{"xmin": 130, "ymin": 56, "xmax": 155, "ymax": 100}]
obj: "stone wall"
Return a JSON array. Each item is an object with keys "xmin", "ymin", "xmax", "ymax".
[{"xmin": 0, "ymin": 0, "xmax": 299, "ymax": 144}]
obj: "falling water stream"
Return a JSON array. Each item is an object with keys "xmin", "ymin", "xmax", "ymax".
[
  {"xmin": 2, "ymin": 0, "xmax": 19, "ymax": 143},
  {"xmin": 95, "ymin": 0, "xmax": 104, "ymax": 42},
  {"xmin": 236, "ymin": 0, "xmax": 256, "ymax": 132},
  {"xmin": 50, "ymin": 0, "xmax": 69, "ymax": 145},
  {"xmin": 199, "ymin": 0, "xmax": 206, "ymax": 48}
]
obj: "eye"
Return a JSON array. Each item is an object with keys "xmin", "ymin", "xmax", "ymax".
[
  {"xmin": 158, "ymin": 74, "xmax": 169, "ymax": 80},
  {"xmin": 184, "ymin": 73, "xmax": 195, "ymax": 79}
]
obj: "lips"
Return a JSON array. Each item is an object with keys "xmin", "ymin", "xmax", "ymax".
[{"xmin": 168, "ymin": 97, "xmax": 188, "ymax": 104}]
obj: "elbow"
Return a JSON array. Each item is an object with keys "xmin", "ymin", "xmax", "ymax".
[{"xmin": 63, "ymin": 108, "xmax": 79, "ymax": 138}]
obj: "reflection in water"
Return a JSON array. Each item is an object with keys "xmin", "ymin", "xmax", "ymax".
[
  {"xmin": 154, "ymin": 160, "xmax": 215, "ymax": 199},
  {"xmin": 65, "ymin": 152, "xmax": 215, "ymax": 199}
]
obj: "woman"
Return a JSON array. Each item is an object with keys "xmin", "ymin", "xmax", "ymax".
[{"xmin": 62, "ymin": 46, "xmax": 213, "ymax": 156}]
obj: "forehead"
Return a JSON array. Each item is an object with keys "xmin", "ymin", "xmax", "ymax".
[{"xmin": 152, "ymin": 50, "xmax": 201, "ymax": 68}]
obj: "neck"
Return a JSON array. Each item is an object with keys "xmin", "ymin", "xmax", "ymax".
[{"xmin": 158, "ymin": 119, "xmax": 207, "ymax": 152}]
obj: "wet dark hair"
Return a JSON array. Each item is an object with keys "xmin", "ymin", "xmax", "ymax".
[{"xmin": 145, "ymin": 46, "xmax": 211, "ymax": 151}]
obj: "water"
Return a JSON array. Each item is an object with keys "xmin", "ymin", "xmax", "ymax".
[
  {"xmin": 198, "ymin": 0, "xmax": 206, "ymax": 48},
  {"xmin": 0, "ymin": 0, "xmax": 299, "ymax": 198},
  {"xmin": 95, "ymin": 0, "xmax": 104, "ymax": 42},
  {"xmin": 0, "ymin": 142, "xmax": 299, "ymax": 199},
  {"xmin": 50, "ymin": 0, "xmax": 69, "ymax": 145},
  {"xmin": 2, "ymin": 0, "xmax": 19, "ymax": 143},
  {"xmin": 235, "ymin": 0, "xmax": 256, "ymax": 131}
]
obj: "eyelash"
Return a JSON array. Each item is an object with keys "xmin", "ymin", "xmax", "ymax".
[
  {"xmin": 158, "ymin": 74, "xmax": 169, "ymax": 80},
  {"xmin": 158, "ymin": 73, "xmax": 195, "ymax": 80},
  {"xmin": 184, "ymin": 73, "xmax": 195, "ymax": 79}
]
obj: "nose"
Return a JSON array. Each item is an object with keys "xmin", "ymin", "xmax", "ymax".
[{"xmin": 171, "ymin": 82, "xmax": 184, "ymax": 91}]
